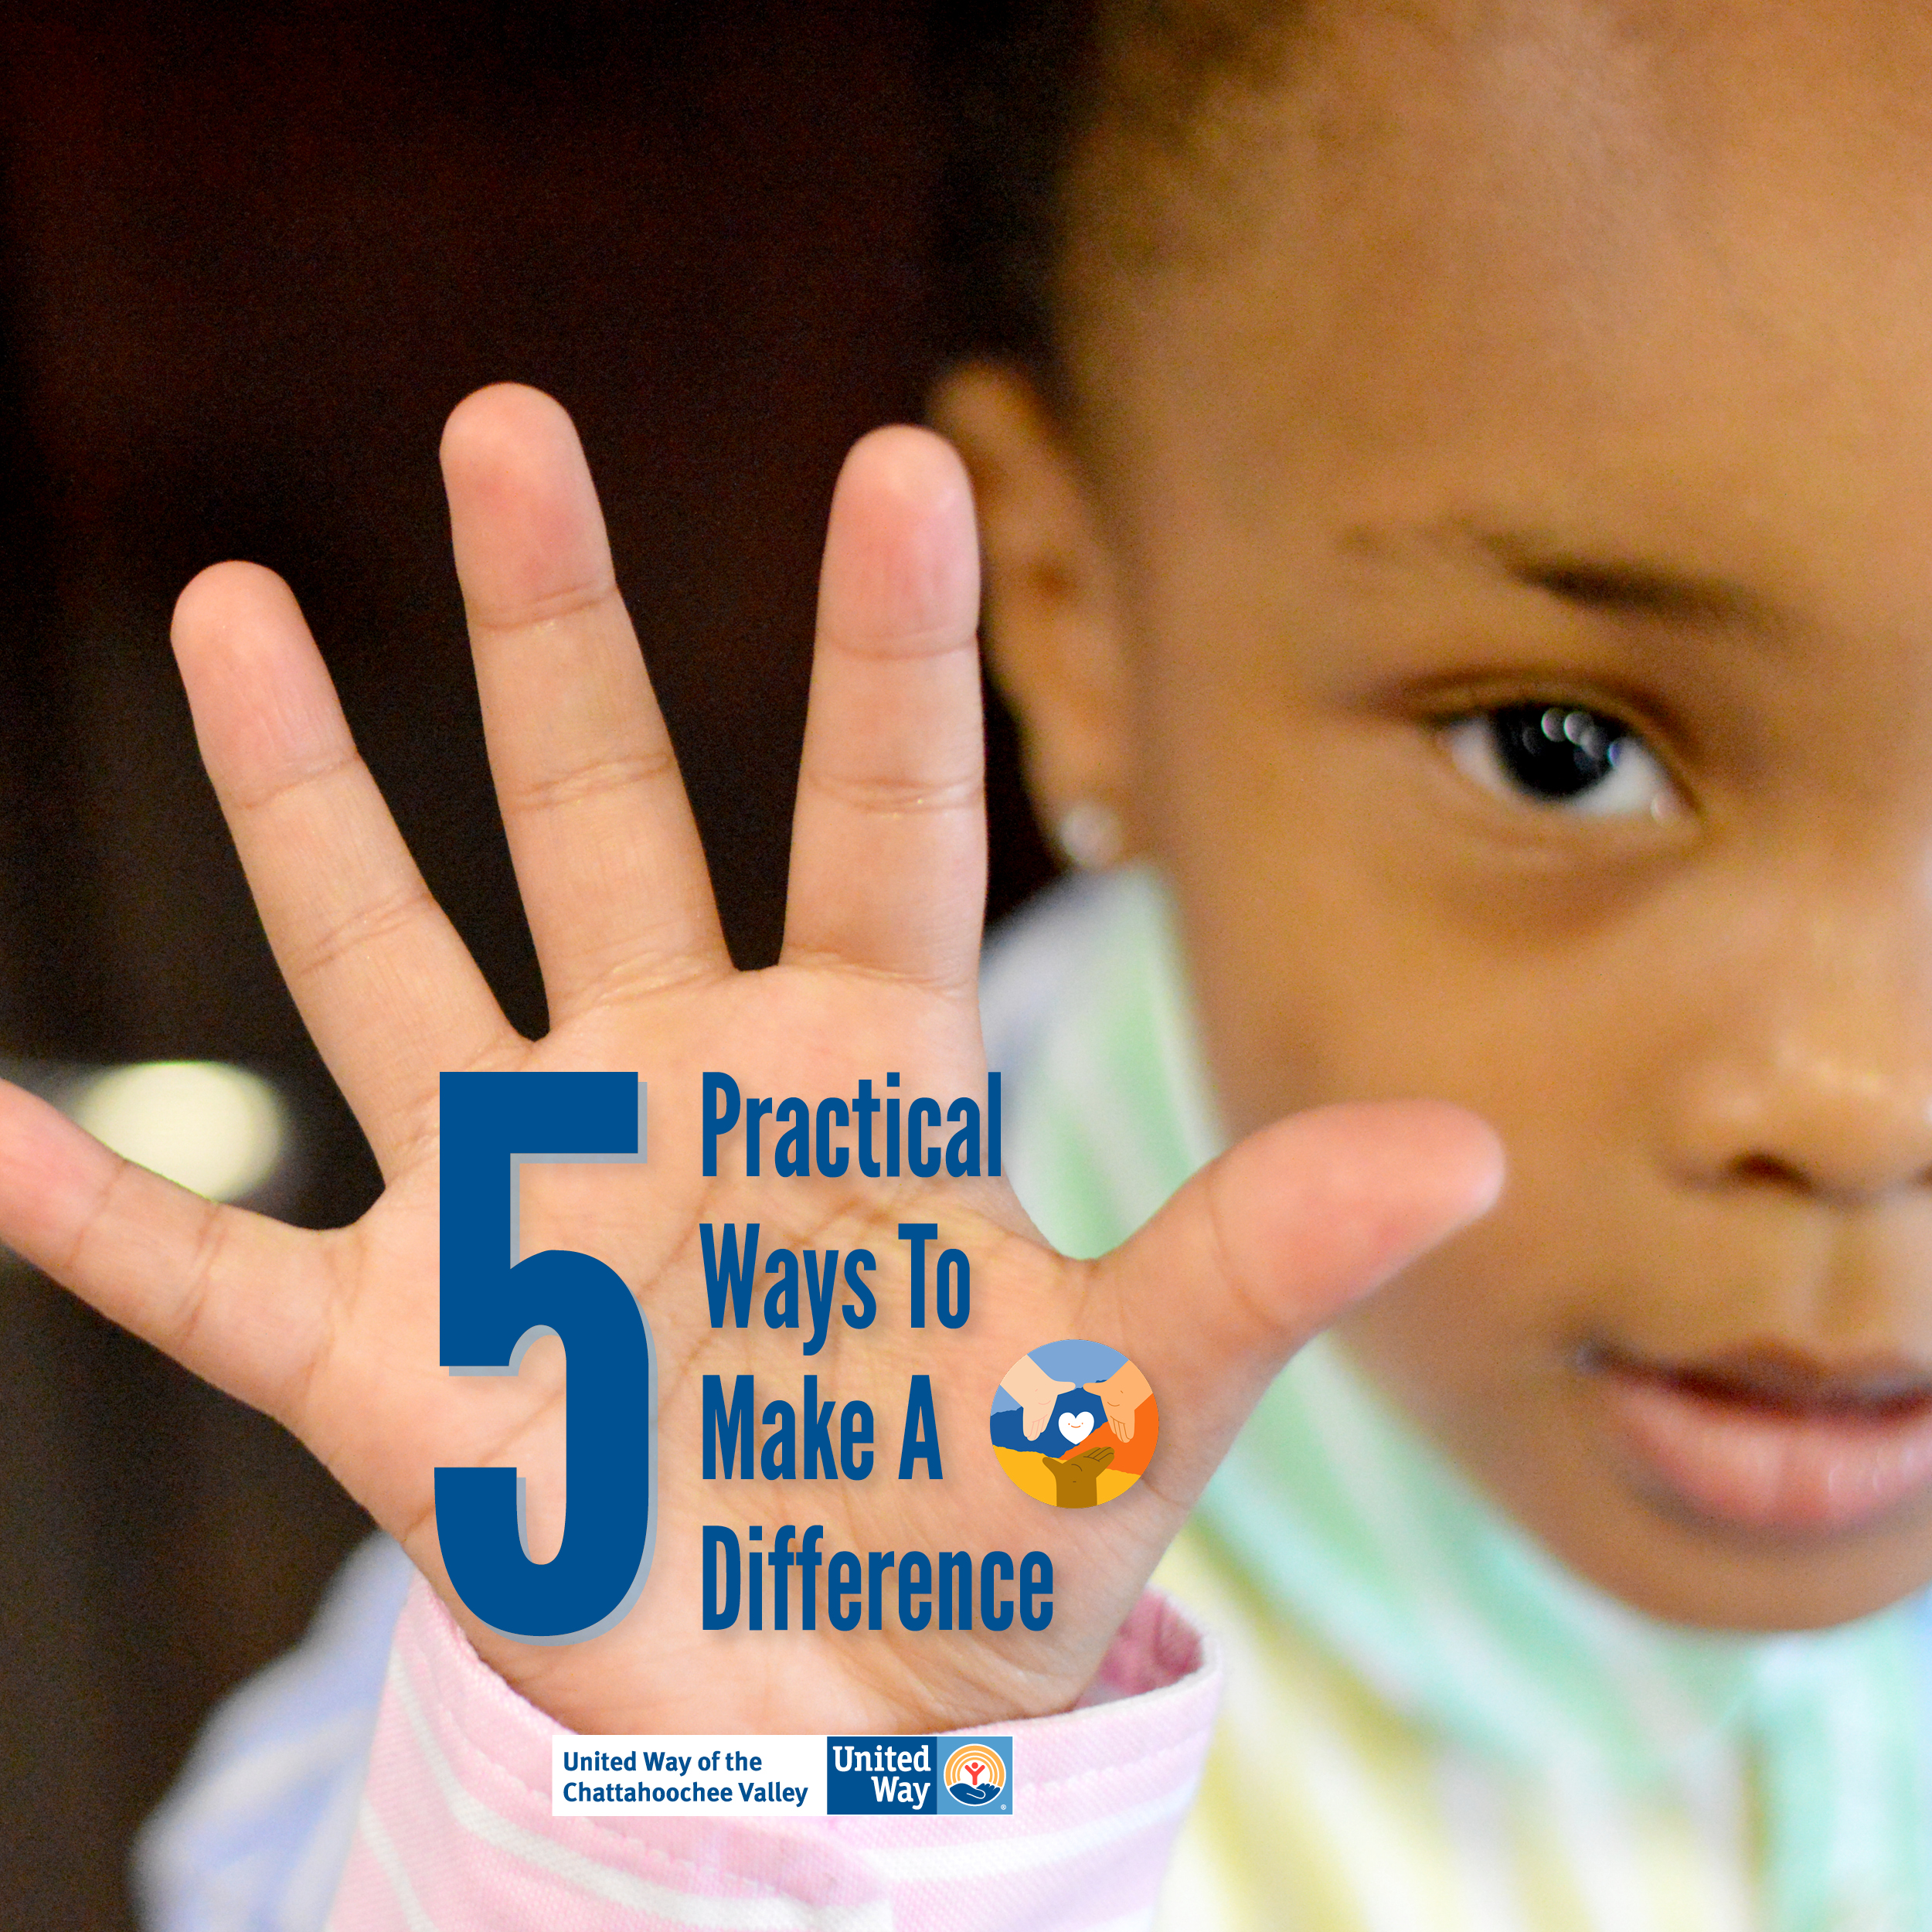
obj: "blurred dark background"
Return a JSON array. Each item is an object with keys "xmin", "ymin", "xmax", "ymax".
[{"xmin": 0, "ymin": 5, "xmax": 1055, "ymax": 1922}]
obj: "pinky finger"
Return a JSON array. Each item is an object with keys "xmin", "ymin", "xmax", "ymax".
[{"xmin": 0, "ymin": 1080, "xmax": 337, "ymax": 1429}]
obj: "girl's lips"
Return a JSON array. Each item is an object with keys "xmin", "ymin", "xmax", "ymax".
[{"xmin": 1590, "ymin": 1345, "xmax": 1932, "ymax": 1535}]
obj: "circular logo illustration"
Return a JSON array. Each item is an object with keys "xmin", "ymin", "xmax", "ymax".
[
  {"xmin": 990, "ymin": 1339, "xmax": 1158, "ymax": 1508},
  {"xmin": 943, "ymin": 1743, "xmax": 1008, "ymax": 1806}
]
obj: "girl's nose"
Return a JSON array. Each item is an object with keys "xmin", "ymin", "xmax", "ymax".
[{"xmin": 1667, "ymin": 901, "xmax": 1932, "ymax": 1204}]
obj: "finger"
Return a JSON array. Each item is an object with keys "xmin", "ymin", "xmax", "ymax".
[
  {"xmin": 783, "ymin": 427, "xmax": 985, "ymax": 992},
  {"xmin": 444, "ymin": 386, "xmax": 729, "ymax": 1020},
  {"xmin": 1024, "ymin": 1397, "xmax": 1055, "ymax": 1437},
  {"xmin": 174, "ymin": 563, "xmax": 514, "ymax": 1176},
  {"xmin": 1095, "ymin": 1100, "xmax": 1505, "ymax": 1495},
  {"xmin": 0, "ymin": 1080, "xmax": 335, "ymax": 1427},
  {"xmin": 1109, "ymin": 1406, "xmax": 1136, "ymax": 1442}
]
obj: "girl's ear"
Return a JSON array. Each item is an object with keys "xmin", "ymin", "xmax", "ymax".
[{"xmin": 930, "ymin": 362, "xmax": 1134, "ymax": 866}]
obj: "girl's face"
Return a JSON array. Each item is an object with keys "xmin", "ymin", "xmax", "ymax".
[{"xmin": 944, "ymin": 0, "xmax": 1932, "ymax": 1629}]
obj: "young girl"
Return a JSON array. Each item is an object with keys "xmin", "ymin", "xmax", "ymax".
[{"xmin": 19, "ymin": 2, "xmax": 1932, "ymax": 1925}]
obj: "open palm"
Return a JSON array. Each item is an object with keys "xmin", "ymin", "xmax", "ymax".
[{"xmin": 0, "ymin": 385, "xmax": 1500, "ymax": 1738}]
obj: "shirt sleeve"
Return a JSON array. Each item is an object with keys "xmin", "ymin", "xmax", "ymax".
[
  {"xmin": 327, "ymin": 1580, "xmax": 1221, "ymax": 1932},
  {"xmin": 134, "ymin": 1535, "xmax": 417, "ymax": 1932}
]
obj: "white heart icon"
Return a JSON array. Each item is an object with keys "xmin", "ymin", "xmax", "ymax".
[{"xmin": 1057, "ymin": 1410, "xmax": 1096, "ymax": 1445}]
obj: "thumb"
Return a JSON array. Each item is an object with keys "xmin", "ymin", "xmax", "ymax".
[{"xmin": 1092, "ymin": 1100, "xmax": 1503, "ymax": 1498}]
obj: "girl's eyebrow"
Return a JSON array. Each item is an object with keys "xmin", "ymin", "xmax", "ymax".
[
  {"xmin": 1342, "ymin": 518, "xmax": 1772, "ymax": 628},
  {"xmin": 1485, "ymin": 542, "xmax": 1762, "ymax": 626}
]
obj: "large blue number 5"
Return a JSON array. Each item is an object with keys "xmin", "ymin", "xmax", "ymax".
[{"xmin": 436, "ymin": 1070, "xmax": 652, "ymax": 1641}]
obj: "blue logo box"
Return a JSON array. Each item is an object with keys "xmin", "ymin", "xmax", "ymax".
[{"xmin": 825, "ymin": 1736, "xmax": 1014, "ymax": 1816}]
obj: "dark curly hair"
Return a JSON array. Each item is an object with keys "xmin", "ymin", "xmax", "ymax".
[{"xmin": 930, "ymin": 1, "xmax": 1303, "ymax": 397}]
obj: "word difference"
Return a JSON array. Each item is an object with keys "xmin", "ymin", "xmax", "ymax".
[
  {"xmin": 702, "ymin": 1071, "xmax": 1001, "ymax": 1179},
  {"xmin": 553, "ymin": 1733, "xmax": 1017, "ymax": 1818},
  {"xmin": 701, "ymin": 1525, "xmax": 1053, "ymax": 1634}
]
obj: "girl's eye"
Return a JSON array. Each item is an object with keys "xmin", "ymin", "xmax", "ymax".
[{"xmin": 1439, "ymin": 703, "xmax": 1679, "ymax": 819}]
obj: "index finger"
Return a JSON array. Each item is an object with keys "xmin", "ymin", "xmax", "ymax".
[{"xmin": 781, "ymin": 427, "xmax": 986, "ymax": 995}]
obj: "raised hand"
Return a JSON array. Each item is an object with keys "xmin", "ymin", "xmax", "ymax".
[
  {"xmin": 0, "ymin": 385, "xmax": 1502, "ymax": 1739},
  {"xmin": 1043, "ymin": 1442, "xmax": 1116, "ymax": 1509},
  {"xmin": 1094, "ymin": 1359, "xmax": 1153, "ymax": 1442},
  {"xmin": 999, "ymin": 1353, "xmax": 1076, "ymax": 1439}
]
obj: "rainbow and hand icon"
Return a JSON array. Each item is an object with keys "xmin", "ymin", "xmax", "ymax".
[{"xmin": 989, "ymin": 1340, "xmax": 1159, "ymax": 1509}]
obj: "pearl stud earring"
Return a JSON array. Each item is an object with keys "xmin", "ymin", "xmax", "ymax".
[{"xmin": 1055, "ymin": 798, "xmax": 1124, "ymax": 870}]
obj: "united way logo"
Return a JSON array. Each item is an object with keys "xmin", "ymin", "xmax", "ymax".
[
  {"xmin": 991, "ymin": 1339, "xmax": 1158, "ymax": 1508},
  {"xmin": 938, "ymin": 1736, "xmax": 1012, "ymax": 1815}
]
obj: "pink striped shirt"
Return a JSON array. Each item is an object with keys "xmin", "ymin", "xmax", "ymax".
[{"xmin": 328, "ymin": 1580, "xmax": 1219, "ymax": 1930}]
